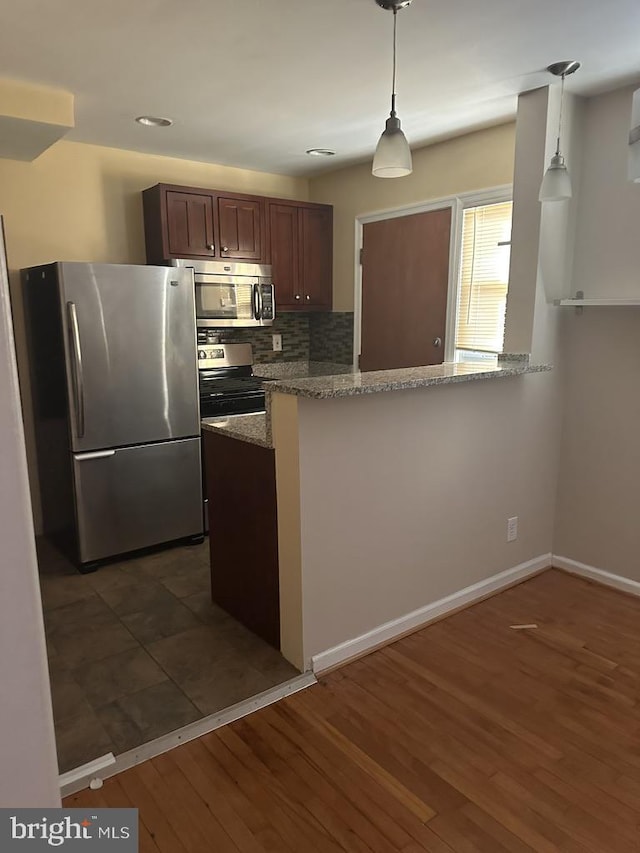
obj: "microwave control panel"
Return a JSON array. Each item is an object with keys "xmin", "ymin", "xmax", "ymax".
[{"xmin": 260, "ymin": 284, "xmax": 274, "ymax": 321}]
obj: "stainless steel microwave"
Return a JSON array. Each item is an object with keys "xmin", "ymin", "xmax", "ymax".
[{"xmin": 172, "ymin": 259, "xmax": 275, "ymax": 328}]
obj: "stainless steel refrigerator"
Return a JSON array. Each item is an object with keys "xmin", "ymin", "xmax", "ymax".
[{"xmin": 22, "ymin": 262, "xmax": 203, "ymax": 571}]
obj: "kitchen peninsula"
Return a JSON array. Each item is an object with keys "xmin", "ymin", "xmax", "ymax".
[{"xmin": 202, "ymin": 355, "xmax": 551, "ymax": 673}]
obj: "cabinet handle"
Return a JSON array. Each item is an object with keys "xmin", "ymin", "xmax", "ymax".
[
  {"xmin": 433, "ymin": 336, "xmax": 442, "ymax": 348},
  {"xmin": 295, "ymin": 294, "xmax": 301, "ymax": 300},
  {"xmin": 306, "ymin": 294, "xmax": 311, "ymax": 301},
  {"xmin": 207, "ymin": 243, "xmax": 215, "ymax": 251},
  {"xmin": 222, "ymin": 246, "xmax": 229, "ymax": 253}
]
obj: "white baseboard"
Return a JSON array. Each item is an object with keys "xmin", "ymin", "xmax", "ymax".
[
  {"xmin": 310, "ymin": 553, "xmax": 552, "ymax": 674},
  {"xmin": 552, "ymin": 554, "xmax": 640, "ymax": 596}
]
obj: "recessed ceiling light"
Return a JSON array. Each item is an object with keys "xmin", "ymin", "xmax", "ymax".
[
  {"xmin": 306, "ymin": 148, "xmax": 336, "ymax": 157},
  {"xmin": 135, "ymin": 116, "xmax": 173, "ymax": 127}
]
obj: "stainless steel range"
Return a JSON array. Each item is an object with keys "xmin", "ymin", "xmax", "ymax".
[
  {"xmin": 197, "ymin": 330, "xmax": 265, "ymax": 418},
  {"xmin": 197, "ymin": 331, "xmax": 266, "ymax": 528}
]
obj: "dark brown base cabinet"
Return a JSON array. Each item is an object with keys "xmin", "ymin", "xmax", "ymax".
[
  {"xmin": 143, "ymin": 183, "xmax": 332, "ymax": 311},
  {"xmin": 203, "ymin": 430, "xmax": 280, "ymax": 649}
]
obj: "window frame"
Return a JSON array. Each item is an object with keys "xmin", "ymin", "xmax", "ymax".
[
  {"xmin": 353, "ymin": 184, "xmax": 513, "ymax": 368},
  {"xmin": 452, "ymin": 194, "xmax": 514, "ymax": 361}
]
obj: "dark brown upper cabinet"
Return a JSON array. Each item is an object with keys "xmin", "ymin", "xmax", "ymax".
[
  {"xmin": 269, "ymin": 203, "xmax": 300, "ymax": 308},
  {"xmin": 166, "ymin": 190, "xmax": 215, "ymax": 258},
  {"xmin": 217, "ymin": 196, "xmax": 264, "ymax": 261},
  {"xmin": 299, "ymin": 205, "xmax": 333, "ymax": 310},
  {"xmin": 268, "ymin": 200, "xmax": 332, "ymax": 311},
  {"xmin": 143, "ymin": 184, "xmax": 332, "ymax": 311},
  {"xmin": 143, "ymin": 184, "xmax": 266, "ymax": 265}
]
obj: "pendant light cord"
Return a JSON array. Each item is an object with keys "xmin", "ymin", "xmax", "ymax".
[
  {"xmin": 391, "ymin": 9, "xmax": 398, "ymax": 116},
  {"xmin": 556, "ymin": 72, "xmax": 565, "ymax": 156}
]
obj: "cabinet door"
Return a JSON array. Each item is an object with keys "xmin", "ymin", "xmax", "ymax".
[
  {"xmin": 166, "ymin": 191, "xmax": 215, "ymax": 257},
  {"xmin": 217, "ymin": 196, "xmax": 264, "ymax": 261},
  {"xmin": 269, "ymin": 203, "xmax": 301, "ymax": 309},
  {"xmin": 300, "ymin": 206, "xmax": 333, "ymax": 310},
  {"xmin": 205, "ymin": 431, "xmax": 280, "ymax": 649}
]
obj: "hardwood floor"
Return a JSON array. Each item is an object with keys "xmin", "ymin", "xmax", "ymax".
[{"xmin": 66, "ymin": 569, "xmax": 640, "ymax": 852}]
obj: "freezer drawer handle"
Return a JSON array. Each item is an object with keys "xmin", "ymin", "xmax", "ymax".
[
  {"xmin": 75, "ymin": 450, "xmax": 116, "ymax": 461},
  {"xmin": 66, "ymin": 301, "xmax": 85, "ymax": 438}
]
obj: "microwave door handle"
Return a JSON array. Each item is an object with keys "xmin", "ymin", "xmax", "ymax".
[
  {"xmin": 253, "ymin": 283, "xmax": 261, "ymax": 321},
  {"xmin": 258, "ymin": 284, "xmax": 264, "ymax": 324},
  {"xmin": 66, "ymin": 301, "xmax": 85, "ymax": 438}
]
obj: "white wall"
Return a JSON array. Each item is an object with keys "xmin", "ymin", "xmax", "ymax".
[
  {"xmin": 554, "ymin": 82, "xmax": 640, "ymax": 579},
  {"xmin": 293, "ymin": 372, "xmax": 557, "ymax": 664},
  {"xmin": 0, "ymin": 219, "xmax": 60, "ymax": 806},
  {"xmin": 571, "ymin": 85, "xmax": 640, "ymax": 299}
]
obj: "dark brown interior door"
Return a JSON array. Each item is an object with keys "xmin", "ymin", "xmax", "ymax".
[
  {"xmin": 360, "ymin": 207, "xmax": 451, "ymax": 372},
  {"xmin": 217, "ymin": 196, "xmax": 263, "ymax": 261},
  {"xmin": 166, "ymin": 191, "xmax": 215, "ymax": 257}
]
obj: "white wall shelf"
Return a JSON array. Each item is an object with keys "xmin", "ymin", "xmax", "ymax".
[{"xmin": 555, "ymin": 292, "xmax": 640, "ymax": 307}]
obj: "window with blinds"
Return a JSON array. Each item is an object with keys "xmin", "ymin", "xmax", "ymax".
[{"xmin": 454, "ymin": 200, "xmax": 512, "ymax": 356}]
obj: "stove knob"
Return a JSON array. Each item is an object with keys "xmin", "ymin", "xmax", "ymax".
[{"xmin": 198, "ymin": 350, "xmax": 207, "ymax": 359}]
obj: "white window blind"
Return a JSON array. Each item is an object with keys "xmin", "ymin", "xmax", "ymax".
[{"xmin": 455, "ymin": 201, "xmax": 512, "ymax": 354}]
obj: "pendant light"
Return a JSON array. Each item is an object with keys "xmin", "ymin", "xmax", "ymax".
[
  {"xmin": 539, "ymin": 60, "xmax": 580, "ymax": 202},
  {"xmin": 372, "ymin": 0, "xmax": 413, "ymax": 178}
]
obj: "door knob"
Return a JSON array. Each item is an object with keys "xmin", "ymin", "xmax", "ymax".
[
  {"xmin": 207, "ymin": 243, "xmax": 215, "ymax": 251},
  {"xmin": 295, "ymin": 294, "xmax": 301, "ymax": 300},
  {"xmin": 433, "ymin": 337, "xmax": 442, "ymax": 348}
]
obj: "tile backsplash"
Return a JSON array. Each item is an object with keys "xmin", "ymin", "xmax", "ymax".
[
  {"xmin": 310, "ymin": 312, "xmax": 354, "ymax": 364},
  {"xmin": 217, "ymin": 311, "xmax": 354, "ymax": 365}
]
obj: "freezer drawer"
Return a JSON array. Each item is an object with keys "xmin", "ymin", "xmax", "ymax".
[{"xmin": 72, "ymin": 437, "xmax": 203, "ymax": 565}]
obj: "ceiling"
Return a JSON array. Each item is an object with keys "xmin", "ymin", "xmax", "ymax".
[{"xmin": 0, "ymin": 0, "xmax": 639, "ymax": 177}]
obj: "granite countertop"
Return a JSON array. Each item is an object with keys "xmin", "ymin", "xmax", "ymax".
[
  {"xmin": 201, "ymin": 357, "xmax": 551, "ymax": 448},
  {"xmin": 264, "ymin": 359, "xmax": 551, "ymax": 400},
  {"xmin": 201, "ymin": 413, "xmax": 270, "ymax": 448},
  {"xmin": 252, "ymin": 360, "xmax": 355, "ymax": 380}
]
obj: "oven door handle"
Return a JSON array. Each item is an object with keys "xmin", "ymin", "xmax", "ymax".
[{"xmin": 253, "ymin": 282, "xmax": 262, "ymax": 321}]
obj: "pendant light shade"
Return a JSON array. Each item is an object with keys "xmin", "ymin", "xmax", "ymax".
[
  {"xmin": 373, "ymin": 115, "xmax": 412, "ymax": 177},
  {"xmin": 539, "ymin": 60, "xmax": 580, "ymax": 203},
  {"xmin": 372, "ymin": 0, "xmax": 412, "ymax": 179},
  {"xmin": 539, "ymin": 153, "xmax": 572, "ymax": 202}
]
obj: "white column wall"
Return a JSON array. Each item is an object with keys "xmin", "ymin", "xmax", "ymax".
[
  {"xmin": 0, "ymin": 219, "xmax": 59, "ymax": 806},
  {"xmin": 295, "ymin": 373, "xmax": 557, "ymax": 665}
]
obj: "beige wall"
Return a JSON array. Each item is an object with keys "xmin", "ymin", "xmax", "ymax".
[
  {"xmin": 0, "ymin": 220, "xmax": 60, "ymax": 806},
  {"xmin": 309, "ymin": 122, "xmax": 516, "ymax": 311},
  {"xmin": 0, "ymin": 139, "xmax": 308, "ymax": 528}
]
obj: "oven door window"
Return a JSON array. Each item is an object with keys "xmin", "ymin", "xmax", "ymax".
[{"xmin": 195, "ymin": 281, "xmax": 255, "ymax": 322}]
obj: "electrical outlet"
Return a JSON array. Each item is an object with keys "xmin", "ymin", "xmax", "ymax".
[
  {"xmin": 507, "ymin": 516, "xmax": 518, "ymax": 542},
  {"xmin": 272, "ymin": 334, "xmax": 282, "ymax": 352}
]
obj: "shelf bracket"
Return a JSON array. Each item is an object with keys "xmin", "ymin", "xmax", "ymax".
[{"xmin": 574, "ymin": 290, "xmax": 584, "ymax": 316}]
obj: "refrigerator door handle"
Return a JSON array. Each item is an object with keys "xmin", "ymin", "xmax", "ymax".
[
  {"xmin": 66, "ymin": 301, "xmax": 85, "ymax": 438},
  {"xmin": 75, "ymin": 449, "xmax": 116, "ymax": 461}
]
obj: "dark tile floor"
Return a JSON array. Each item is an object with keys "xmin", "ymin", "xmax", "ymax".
[{"xmin": 38, "ymin": 539, "xmax": 299, "ymax": 773}]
